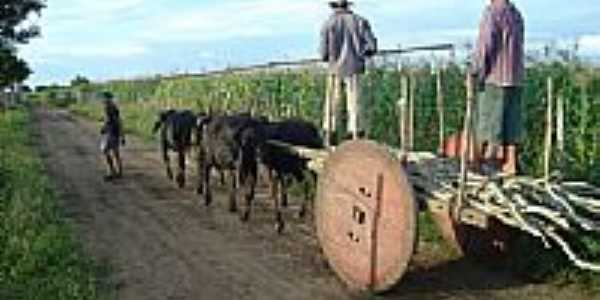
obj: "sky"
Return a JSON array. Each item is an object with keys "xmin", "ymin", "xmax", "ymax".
[{"xmin": 19, "ymin": 0, "xmax": 600, "ymax": 86}]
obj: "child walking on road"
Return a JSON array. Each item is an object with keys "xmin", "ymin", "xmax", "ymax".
[{"xmin": 100, "ymin": 92, "xmax": 125, "ymax": 181}]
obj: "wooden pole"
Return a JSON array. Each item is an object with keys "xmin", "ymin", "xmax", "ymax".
[
  {"xmin": 325, "ymin": 74, "xmax": 333, "ymax": 148},
  {"xmin": 556, "ymin": 95, "xmax": 564, "ymax": 152},
  {"xmin": 436, "ymin": 68, "xmax": 445, "ymax": 153},
  {"xmin": 556, "ymin": 94, "xmax": 565, "ymax": 172},
  {"xmin": 457, "ymin": 72, "xmax": 475, "ymax": 218},
  {"xmin": 399, "ymin": 75, "xmax": 409, "ymax": 152},
  {"xmin": 409, "ymin": 74, "xmax": 416, "ymax": 150},
  {"xmin": 545, "ymin": 77, "xmax": 554, "ymax": 183},
  {"xmin": 365, "ymin": 59, "xmax": 375, "ymax": 139}
]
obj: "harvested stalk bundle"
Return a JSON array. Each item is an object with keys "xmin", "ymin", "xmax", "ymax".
[{"xmin": 407, "ymin": 153, "xmax": 600, "ymax": 272}]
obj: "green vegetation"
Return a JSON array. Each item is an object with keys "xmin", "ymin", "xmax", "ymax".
[
  {"xmin": 0, "ymin": 109, "xmax": 100, "ymax": 299},
  {"xmin": 62, "ymin": 61, "xmax": 599, "ymax": 184}
]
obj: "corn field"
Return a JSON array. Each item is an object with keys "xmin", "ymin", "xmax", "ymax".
[{"xmin": 50, "ymin": 60, "xmax": 599, "ymax": 185}]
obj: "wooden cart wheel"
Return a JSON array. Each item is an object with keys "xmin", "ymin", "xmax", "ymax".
[{"xmin": 315, "ymin": 140, "xmax": 417, "ymax": 293}]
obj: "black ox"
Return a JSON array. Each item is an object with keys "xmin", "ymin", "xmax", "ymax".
[
  {"xmin": 197, "ymin": 113, "xmax": 323, "ymax": 233},
  {"xmin": 260, "ymin": 119, "xmax": 323, "ymax": 231},
  {"xmin": 153, "ymin": 109, "xmax": 202, "ymax": 188},
  {"xmin": 197, "ymin": 114, "xmax": 263, "ymax": 223}
]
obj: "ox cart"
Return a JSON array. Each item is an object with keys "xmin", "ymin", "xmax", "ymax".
[
  {"xmin": 194, "ymin": 44, "xmax": 600, "ymax": 293},
  {"xmin": 282, "ymin": 139, "xmax": 600, "ymax": 293},
  {"xmin": 269, "ymin": 72, "xmax": 600, "ymax": 293}
]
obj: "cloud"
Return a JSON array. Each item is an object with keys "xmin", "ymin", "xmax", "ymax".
[
  {"xmin": 51, "ymin": 0, "xmax": 146, "ymax": 20},
  {"xmin": 59, "ymin": 44, "xmax": 148, "ymax": 59},
  {"xmin": 143, "ymin": 0, "xmax": 471, "ymax": 45},
  {"xmin": 22, "ymin": 37, "xmax": 148, "ymax": 60},
  {"xmin": 578, "ymin": 35, "xmax": 600, "ymax": 54},
  {"xmin": 140, "ymin": 0, "xmax": 327, "ymax": 44}
]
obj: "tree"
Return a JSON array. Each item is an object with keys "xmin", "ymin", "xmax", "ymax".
[
  {"xmin": 0, "ymin": 0, "xmax": 45, "ymax": 46},
  {"xmin": 0, "ymin": 47, "xmax": 30, "ymax": 88},
  {"xmin": 0, "ymin": 0, "xmax": 45, "ymax": 88},
  {"xmin": 70, "ymin": 75, "xmax": 91, "ymax": 87}
]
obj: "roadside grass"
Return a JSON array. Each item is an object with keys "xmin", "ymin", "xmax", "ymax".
[{"xmin": 0, "ymin": 108, "xmax": 104, "ymax": 299}]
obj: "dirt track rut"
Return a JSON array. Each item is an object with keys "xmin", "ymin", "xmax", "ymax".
[{"xmin": 34, "ymin": 108, "xmax": 593, "ymax": 300}]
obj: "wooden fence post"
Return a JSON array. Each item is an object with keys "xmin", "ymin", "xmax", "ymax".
[
  {"xmin": 365, "ymin": 59, "xmax": 375, "ymax": 139},
  {"xmin": 324, "ymin": 73, "xmax": 333, "ymax": 148},
  {"xmin": 408, "ymin": 73, "xmax": 416, "ymax": 150},
  {"xmin": 556, "ymin": 94, "xmax": 565, "ymax": 170},
  {"xmin": 457, "ymin": 71, "xmax": 475, "ymax": 218},
  {"xmin": 545, "ymin": 77, "xmax": 554, "ymax": 183},
  {"xmin": 436, "ymin": 68, "xmax": 445, "ymax": 153},
  {"xmin": 399, "ymin": 75, "xmax": 409, "ymax": 152}
]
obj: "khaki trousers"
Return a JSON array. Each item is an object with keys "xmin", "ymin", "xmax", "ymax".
[{"xmin": 323, "ymin": 73, "xmax": 361, "ymax": 139}]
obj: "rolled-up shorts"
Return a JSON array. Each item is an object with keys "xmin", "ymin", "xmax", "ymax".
[
  {"xmin": 100, "ymin": 133, "xmax": 120, "ymax": 153},
  {"xmin": 475, "ymin": 85, "xmax": 522, "ymax": 145}
]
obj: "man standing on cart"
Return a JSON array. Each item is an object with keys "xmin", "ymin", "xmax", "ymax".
[
  {"xmin": 473, "ymin": 0, "xmax": 525, "ymax": 175},
  {"xmin": 320, "ymin": 0, "xmax": 377, "ymax": 147}
]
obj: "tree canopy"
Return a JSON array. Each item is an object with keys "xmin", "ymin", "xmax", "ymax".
[
  {"xmin": 71, "ymin": 75, "xmax": 91, "ymax": 87},
  {"xmin": 0, "ymin": 47, "xmax": 30, "ymax": 88},
  {"xmin": 0, "ymin": 0, "xmax": 45, "ymax": 46},
  {"xmin": 0, "ymin": 0, "xmax": 45, "ymax": 88}
]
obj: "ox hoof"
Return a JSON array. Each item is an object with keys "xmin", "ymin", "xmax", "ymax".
[
  {"xmin": 229, "ymin": 206, "xmax": 238, "ymax": 213},
  {"xmin": 204, "ymin": 196, "xmax": 212, "ymax": 207},
  {"xmin": 196, "ymin": 187, "xmax": 203, "ymax": 195}
]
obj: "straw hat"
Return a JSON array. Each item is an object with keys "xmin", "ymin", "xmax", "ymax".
[{"xmin": 329, "ymin": 0, "xmax": 353, "ymax": 8}]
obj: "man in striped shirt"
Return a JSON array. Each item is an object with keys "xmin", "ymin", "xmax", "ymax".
[
  {"xmin": 473, "ymin": 0, "xmax": 525, "ymax": 175},
  {"xmin": 320, "ymin": 0, "xmax": 377, "ymax": 146}
]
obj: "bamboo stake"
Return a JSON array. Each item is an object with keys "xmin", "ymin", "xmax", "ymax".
[
  {"xmin": 324, "ymin": 74, "xmax": 333, "ymax": 148},
  {"xmin": 409, "ymin": 73, "xmax": 416, "ymax": 150},
  {"xmin": 436, "ymin": 68, "xmax": 445, "ymax": 153},
  {"xmin": 365, "ymin": 59, "xmax": 376, "ymax": 139},
  {"xmin": 557, "ymin": 94, "xmax": 565, "ymax": 174},
  {"xmin": 557, "ymin": 95, "xmax": 564, "ymax": 153},
  {"xmin": 399, "ymin": 75, "xmax": 409, "ymax": 152},
  {"xmin": 457, "ymin": 72, "xmax": 475, "ymax": 218},
  {"xmin": 545, "ymin": 77, "xmax": 554, "ymax": 184}
]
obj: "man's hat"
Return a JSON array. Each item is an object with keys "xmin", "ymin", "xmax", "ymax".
[{"xmin": 329, "ymin": 0, "xmax": 353, "ymax": 8}]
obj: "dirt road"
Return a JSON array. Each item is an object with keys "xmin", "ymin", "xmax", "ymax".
[{"xmin": 34, "ymin": 108, "xmax": 592, "ymax": 300}]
